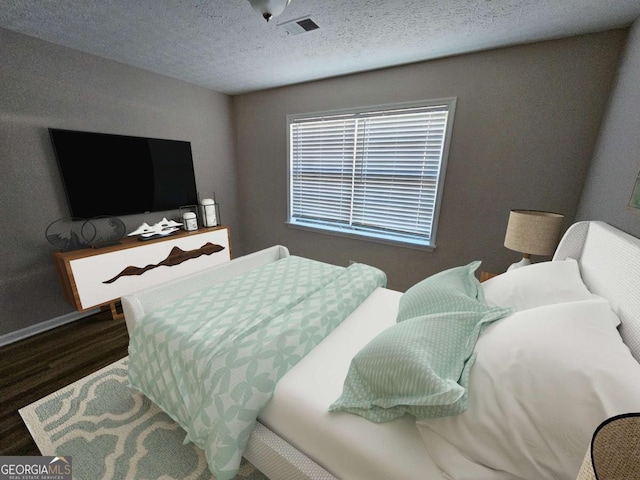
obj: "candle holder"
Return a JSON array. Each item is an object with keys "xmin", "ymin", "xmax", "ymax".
[{"xmin": 179, "ymin": 205, "xmax": 199, "ymax": 231}]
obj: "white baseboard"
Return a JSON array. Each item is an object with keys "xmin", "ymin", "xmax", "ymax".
[{"xmin": 0, "ymin": 309, "xmax": 100, "ymax": 347}]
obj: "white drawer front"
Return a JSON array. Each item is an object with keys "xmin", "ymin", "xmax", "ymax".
[{"xmin": 70, "ymin": 228, "xmax": 230, "ymax": 309}]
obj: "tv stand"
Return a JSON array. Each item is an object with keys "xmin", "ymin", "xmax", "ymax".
[{"xmin": 52, "ymin": 226, "xmax": 230, "ymax": 319}]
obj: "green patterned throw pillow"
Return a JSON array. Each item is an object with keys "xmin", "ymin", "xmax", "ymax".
[
  {"xmin": 396, "ymin": 261, "xmax": 486, "ymax": 322},
  {"xmin": 329, "ymin": 307, "xmax": 510, "ymax": 422},
  {"xmin": 329, "ymin": 261, "xmax": 512, "ymax": 423}
]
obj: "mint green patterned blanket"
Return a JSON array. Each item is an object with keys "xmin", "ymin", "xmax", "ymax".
[{"xmin": 128, "ymin": 256, "xmax": 386, "ymax": 480}]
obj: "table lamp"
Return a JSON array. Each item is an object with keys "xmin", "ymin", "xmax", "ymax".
[{"xmin": 504, "ymin": 210, "xmax": 564, "ymax": 271}]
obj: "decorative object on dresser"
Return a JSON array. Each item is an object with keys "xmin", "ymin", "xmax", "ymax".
[
  {"xmin": 46, "ymin": 215, "xmax": 126, "ymax": 250},
  {"xmin": 128, "ymin": 218, "xmax": 183, "ymax": 239},
  {"xmin": 199, "ymin": 196, "xmax": 219, "ymax": 227},
  {"xmin": 87, "ymin": 215, "xmax": 126, "ymax": 248},
  {"xmin": 45, "ymin": 217, "xmax": 95, "ymax": 251},
  {"xmin": 503, "ymin": 209, "xmax": 564, "ymax": 270},
  {"xmin": 180, "ymin": 205, "xmax": 199, "ymax": 231},
  {"xmin": 52, "ymin": 226, "xmax": 230, "ymax": 320},
  {"xmin": 103, "ymin": 242, "xmax": 226, "ymax": 284}
]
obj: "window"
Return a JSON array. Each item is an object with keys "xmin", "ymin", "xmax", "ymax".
[{"xmin": 287, "ymin": 98, "xmax": 456, "ymax": 249}]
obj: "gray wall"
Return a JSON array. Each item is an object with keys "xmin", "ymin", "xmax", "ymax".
[
  {"xmin": 233, "ymin": 30, "xmax": 627, "ymax": 292},
  {"xmin": 0, "ymin": 25, "xmax": 632, "ymax": 340},
  {"xmin": 0, "ymin": 28, "xmax": 238, "ymax": 337},
  {"xmin": 577, "ymin": 20, "xmax": 640, "ymax": 237}
]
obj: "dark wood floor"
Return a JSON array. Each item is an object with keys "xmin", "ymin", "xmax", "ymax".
[{"xmin": 0, "ymin": 312, "xmax": 129, "ymax": 456}]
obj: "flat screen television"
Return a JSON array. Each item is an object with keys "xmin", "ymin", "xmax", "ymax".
[{"xmin": 49, "ymin": 128, "xmax": 198, "ymax": 218}]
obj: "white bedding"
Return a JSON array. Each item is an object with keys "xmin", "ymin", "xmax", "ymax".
[{"xmin": 259, "ymin": 287, "xmax": 446, "ymax": 480}]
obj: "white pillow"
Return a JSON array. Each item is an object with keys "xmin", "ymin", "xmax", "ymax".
[
  {"xmin": 416, "ymin": 298, "xmax": 640, "ymax": 480},
  {"xmin": 481, "ymin": 259, "xmax": 620, "ymax": 326}
]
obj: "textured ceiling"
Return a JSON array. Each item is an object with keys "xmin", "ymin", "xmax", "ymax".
[{"xmin": 1, "ymin": 0, "xmax": 639, "ymax": 95}]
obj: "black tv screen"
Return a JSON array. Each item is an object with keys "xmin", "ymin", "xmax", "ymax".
[{"xmin": 49, "ymin": 128, "xmax": 198, "ymax": 218}]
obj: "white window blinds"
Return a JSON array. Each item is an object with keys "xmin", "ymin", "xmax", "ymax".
[{"xmin": 288, "ymin": 99, "xmax": 455, "ymax": 248}]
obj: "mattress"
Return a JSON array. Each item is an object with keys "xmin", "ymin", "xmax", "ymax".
[{"xmin": 258, "ymin": 287, "xmax": 446, "ymax": 480}]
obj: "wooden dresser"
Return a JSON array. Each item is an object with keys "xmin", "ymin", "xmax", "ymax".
[{"xmin": 52, "ymin": 226, "xmax": 231, "ymax": 318}]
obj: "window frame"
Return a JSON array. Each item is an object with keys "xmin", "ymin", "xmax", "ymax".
[{"xmin": 286, "ymin": 98, "xmax": 457, "ymax": 251}]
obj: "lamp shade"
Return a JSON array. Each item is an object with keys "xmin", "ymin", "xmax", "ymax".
[{"xmin": 504, "ymin": 210, "xmax": 564, "ymax": 256}]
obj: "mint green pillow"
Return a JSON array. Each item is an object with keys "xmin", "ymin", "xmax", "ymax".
[
  {"xmin": 396, "ymin": 261, "xmax": 486, "ymax": 322},
  {"xmin": 329, "ymin": 305, "xmax": 511, "ymax": 422}
]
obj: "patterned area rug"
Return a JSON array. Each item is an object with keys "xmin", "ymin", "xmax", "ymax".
[{"xmin": 19, "ymin": 357, "xmax": 267, "ymax": 480}]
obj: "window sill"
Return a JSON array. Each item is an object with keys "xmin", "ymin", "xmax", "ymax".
[{"xmin": 286, "ymin": 222, "xmax": 436, "ymax": 252}]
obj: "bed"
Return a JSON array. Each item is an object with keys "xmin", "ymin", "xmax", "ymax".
[{"xmin": 121, "ymin": 221, "xmax": 640, "ymax": 480}]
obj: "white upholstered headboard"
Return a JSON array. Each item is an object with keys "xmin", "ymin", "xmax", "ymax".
[{"xmin": 553, "ymin": 221, "xmax": 640, "ymax": 362}]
